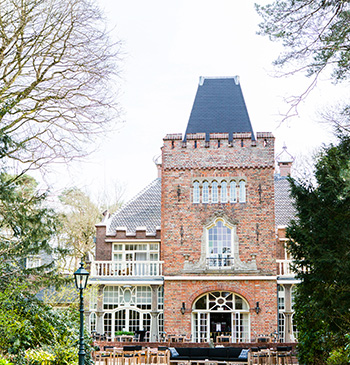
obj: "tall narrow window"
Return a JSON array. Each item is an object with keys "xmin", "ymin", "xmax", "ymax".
[
  {"xmin": 230, "ymin": 181, "xmax": 237, "ymax": 203},
  {"xmin": 207, "ymin": 220, "xmax": 233, "ymax": 267},
  {"xmin": 193, "ymin": 181, "xmax": 200, "ymax": 203},
  {"xmin": 239, "ymin": 180, "xmax": 246, "ymax": 203},
  {"xmin": 220, "ymin": 181, "xmax": 228, "ymax": 203},
  {"xmin": 90, "ymin": 312, "xmax": 97, "ymax": 332},
  {"xmin": 202, "ymin": 181, "xmax": 209, "ymax": 203},
  {"xmin": 212, "ymin": 181, "xmax": 218, "ymax": 203}
]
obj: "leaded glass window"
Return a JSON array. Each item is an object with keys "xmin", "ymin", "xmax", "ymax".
[
  {"xmin": 230, "ymin": 181, "xmax": 237, "ymax": 203},
  {"xmin": 239, "ymin": 180, "xmax": 246, "ymax": 203},
  {"xmin": 207, "ymin": 220, "xmax": 233, "ymax": 267},
  {"xmin": 202, "ymin": 181, "xmax": 209, "ymax": 203},
  {"xmin": 212, "ymin": 181, "xmax": 218, "ymax": 203},
  {"xmin": 220, "ymin": 181, "xmax": 228, "ymax": 203},
  {"xmin": 193, "ymin": 181, "xmax": 200, "ymax": 203}
]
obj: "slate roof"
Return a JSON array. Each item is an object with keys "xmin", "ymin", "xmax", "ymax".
[
  {"xmin": 274, "ymin": 175, "xmax": 296, "ymax": 226},
  {"xmin": 107, "ymin": 175, "xmax": 294, "ymax": 235},
  {"xmin": 108, "ymin": 178, "xmax": 161, "ymax": 235},
  {"xmin": 184, "ymin": 77, "xmax": 255, "ymax": 141}
]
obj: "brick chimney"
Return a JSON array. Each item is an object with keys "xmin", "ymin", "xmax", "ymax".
[{"xmin": 276, "ymin": 144, "xmax": 294, "ymax": 177}]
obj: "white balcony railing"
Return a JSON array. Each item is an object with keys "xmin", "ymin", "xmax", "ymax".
[
  {"xmin": 277, "ymin": 259, "xmax": 294, "ymax": 277},
  {"xmin": 91, "ymin": 261, "xmax": 163, "ymax": 278}
]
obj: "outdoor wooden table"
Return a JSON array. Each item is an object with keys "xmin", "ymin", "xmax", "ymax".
[
  {"xmin": 216, "ymin": 335, "xmax": 231, "ymax": 343},
  {"xmin": 115, "ymin": 335, "xmax": 134, "ymax": 342},
  {"xmin": 168, "ymin": 335, "xmax": 179, "ymax": 342}
]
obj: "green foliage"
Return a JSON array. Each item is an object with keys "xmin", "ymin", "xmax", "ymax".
[
  {"xmin": 287, "ymin": 134, "xmax": 350, "ymax": 364},
  {"xmin": 115, "ymin": 330, "xmax": 134, "ymax": 336},
  {"xmin": 0, "ymin": 282, "xmax": 93, "ymax": 364},
  {"xmin": 327, "ymin": 334, "xmax": 350, "ymax": 365},
  {"xmin": 256, "ymin": 0, "xmax": 350, "ymax": 81},
  {"xmin": 0, "ymin": 359, "xmax": 14, "ymax": 365},
  {"xmin": 0, "ymin": 172, "xmax": 66, "ymax": 292},
  {"xmin": 25, "ymin": 348, "xmax": 55, "ymax": 364}
]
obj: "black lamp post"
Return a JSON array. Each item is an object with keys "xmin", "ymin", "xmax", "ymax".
[{"xmin": 74, "ymin": 261, "xmax": 90, "ymax": 365}]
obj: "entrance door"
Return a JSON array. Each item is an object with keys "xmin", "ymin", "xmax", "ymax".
[{"xmin": 210, "ymin": 312, "xmax": 231, "ymax": 342}]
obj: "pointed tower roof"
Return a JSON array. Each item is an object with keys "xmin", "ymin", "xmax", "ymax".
[{"xmin": 184, "ymin": 76, "xmax": 254, "ymax": 141}]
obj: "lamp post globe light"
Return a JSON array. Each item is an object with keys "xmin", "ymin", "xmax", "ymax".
[{"xmin": 74, "ymin": 261, "xmax": 90, "ymax": 365}]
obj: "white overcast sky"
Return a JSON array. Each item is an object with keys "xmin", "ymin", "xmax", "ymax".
[{"xmin": 45, "ymin": 0, "xmax": 347, "ymax": 203}]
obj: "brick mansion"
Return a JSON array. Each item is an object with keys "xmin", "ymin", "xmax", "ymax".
[{"xmin": 88, "ymin": 76, "xmax": 297, "ymax": 344}]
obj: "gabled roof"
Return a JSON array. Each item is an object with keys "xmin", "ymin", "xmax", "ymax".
[
  {"xmin": 108, "ymin": 178, "xmax": 161, "ymax": 235},
  {"xmin": 274, "ymin": 175, "xmax": 296, "ymax": 226},
  {"xmin": 184, "ymin": 76, "xmax": 255, "ymax": 141}
]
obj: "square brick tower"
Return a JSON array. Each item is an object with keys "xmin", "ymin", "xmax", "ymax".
[{"xmin": 161, "ymin": 76, "xmax": 277, "ymax": 341}]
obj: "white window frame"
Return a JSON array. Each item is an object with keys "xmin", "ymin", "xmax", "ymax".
[
  {"xmin": 239, "ymin": 180, "xmax": 246, "ymax": 203},
  {"xmin": 206, "ymin": 218, "xmax": 234, "ymax": 268},
  {"xmin": 230, "ymin": 181, "xmax": 237, "ymax": 203},
  {"xmin": 193, "ymin": 181, "xmax": 200, "ymax": 203},
  {"xmin": 202, "ymin": 181, "xmax": 209, "ymax": 203},
  {"xmin": 220, "ymin": 181, "xmax": 228, "ymax": 203},
  {"xmin": 192, "ymin": 291, "xmax": 250, "ymax": 343},
  {"xmin": 26, "ymin": 255, "xmax": 41, "ymax": 269},
  {"xmin": 212, "ymin": 181, "xmax": 218, "ymax": 203}
]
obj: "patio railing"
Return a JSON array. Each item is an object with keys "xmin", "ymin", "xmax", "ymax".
[
  {"xmin": 91, "ymin": 260, "xmax": 163, "ymax": 277},
  {"xmin": 277, "ymin": 259, "xmax": 293, "ymax": 277}
]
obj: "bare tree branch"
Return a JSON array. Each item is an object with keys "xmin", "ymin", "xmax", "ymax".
[{"xmin": 0, "ymin": 0, "xmax": 122, "ymax": 167}]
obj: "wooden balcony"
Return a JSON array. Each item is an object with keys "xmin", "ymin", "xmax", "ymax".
[{"xmin": 91, "ymin": 260, "xmax": 163, "ymax": 278}]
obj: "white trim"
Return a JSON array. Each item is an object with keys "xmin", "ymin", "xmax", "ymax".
[
  {"xmin": 105, "ymin": 239, "xmax": 161, "ymax": 243},
  {"xmin": 277, "ymin": 279, "xmax": 301, "ymax": 284},
  {"xmin": 164, "ymin": 276, "xmax": 277, "ymax": 281},
  {"xmin": 88, "ymin": 279, "xmax": 164, "ymax": 285}
]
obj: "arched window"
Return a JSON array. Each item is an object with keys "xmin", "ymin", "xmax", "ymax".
[
  {"xmin": 207, "ymin": 220, "xmax": 233, "ymax": 267},
  {"xmin": 102, "ymin": 285, "xmax": 158, "ymax": 341},
  {"xmin": 230, "ymin": 181, "xmax": 237, "ymax": 203},
  {"xmin": 220, "ymin": 181, "xmax": 228, "ymax": 203},
  {"xmin": 212, "ymin": 181, "xmax": 218, "ymax": 203},
  {"xmin": 192, "ymin": 291, "xmax": 250, "ymax": 343},
  {"xmin": 193, "ymin": 181, "xmax": 200, "ymax": 203},
  {"xmin": 202, "ymin": 181, "xmax": 209, "ymax": 203},
  {"xmin": 239, "ymin": 180, "xmax": 246, "ymax": 203},
  {"xmin": 90, "ymin": 312, "xmax": 96, "ymax": 332}
]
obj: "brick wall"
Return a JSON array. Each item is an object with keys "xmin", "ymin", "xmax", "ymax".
[
  {"xmin": 161, "ymin": 132, "xmax": 278, "ymax": 340},
  {"xmin": 161, "ymin": 132, "xmax": 276, "ymax": 275},
  {"xmin": 163, "ymin": 280, "xmax": 277, "ymax": 339}
]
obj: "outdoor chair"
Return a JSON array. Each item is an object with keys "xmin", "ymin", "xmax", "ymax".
[
  {"xmin": 155, "ymin": 347, "xmax": 170, "ymax": 365},
  {"xmin": 257, "ymin": 346, "xmax": 270, "ymax": 365},
  {"xmin": 94, "ymin": 351, "xmax": 111, "ymax": 365},
  {"xmin": 250, "ymin": 347, "xmax": 259, "ymax": 365},
  {"xmin": 275, "ymin": 346, "xmax": 293, "ymax": 365},
  {"xmin": 122, "ymin": 345, "xmax": 138, "ymax": 365}
]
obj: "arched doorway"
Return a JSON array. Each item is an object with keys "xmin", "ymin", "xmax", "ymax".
[{"xmin": 192, "ymin": 291, "xmax": 250, "ymax": 343}]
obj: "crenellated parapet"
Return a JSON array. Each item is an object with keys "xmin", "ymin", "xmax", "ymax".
[{"xmin": 162, "ymin": 132, "xmax": 275, "ymax": 170}]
